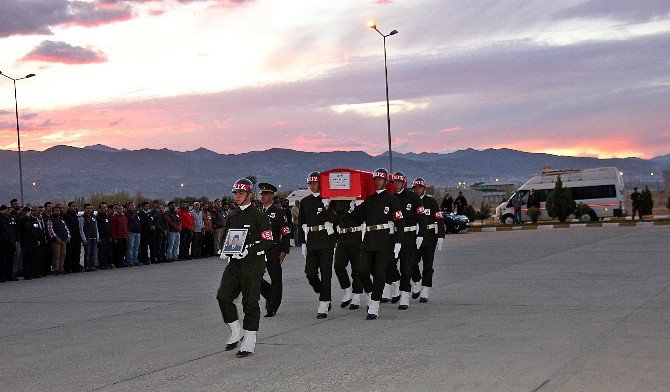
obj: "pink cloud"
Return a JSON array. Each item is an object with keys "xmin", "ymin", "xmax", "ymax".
[
  {"xmin": 21, "ymin": 41, "xmax": 107, "ymax": 64},
  {"xmin": 440, "ymin": 127, "xmax": 463, "ymax": 133}
]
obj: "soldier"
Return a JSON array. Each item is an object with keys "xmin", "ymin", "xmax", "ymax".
[
  {"xmin": 332, "ymin": 199, "xmax": 364, "ymax": 309},
  {"xmin": 298, "ymin": 172, "xmax": 337, "ymax": 318},
  {"xmin": 258, "ymin": 183, "xmax": 291, "ymax": 318},
  {"xmin": 386, "ymin": 171, "xmax": 427, "ymax": 310},
  {"xmin": 349, "ymin": 168, "xmax": 404, "ymax": 319},
  {"xmin": 216, "ymin": 178, "xmax": 274, "ymax": 358},
  {"xmin": 411, "ymin": 178, "xmax": 445, "ymax": 302}
]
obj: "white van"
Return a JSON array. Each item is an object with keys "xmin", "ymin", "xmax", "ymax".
[
  {"xmin": 286, "ymin": 189, "xmax": 311, "ymax": 207},
  {"xmin": 494, "ymin": 167, "xmax": 626, "ymax": 224}
]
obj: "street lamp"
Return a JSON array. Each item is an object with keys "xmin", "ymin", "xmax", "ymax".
[
  {"xmin": 0, "ymin": 70, "xmax": 36, "ymax": 206},
  {"xmin": 367, "ymin": 20, "xmax": 398, "ymax": 173}
]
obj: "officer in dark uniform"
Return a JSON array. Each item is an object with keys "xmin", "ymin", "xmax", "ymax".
[
  {"xmin": 258, "ymin": 182, "xmax": 291, "ymax": 318},
  {"xmin": 387, "ymin": 171, "xmax": 427, "ymax": 309},
  {"xmin": 0, "ymin": 205, "xmax": 20, "ymax": 282},
  {"xmin": 216, "ymin": 178, "xmax": 274, "ymax": 358},
  {"xmin": 349, "ymin": 168, "xmax": 405, "ymax": 319},
  {"xmin": 411, "ymin": 177, "xmax": 445, "ymax": 303},
  {"xmin": 332, "ymin": 199, "xmax": 364, "ymax": 309},
  {"xmin": 298, "ymin": 171, "xmax": 337, "ymax": 318},
  {"xmin": 18, "ymin": 207, "xmax": 44, "ymax": 280}
]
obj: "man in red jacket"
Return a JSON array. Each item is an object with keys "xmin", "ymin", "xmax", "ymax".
[
  {"xmin": 177, "ymin": 201, "xmax": 194, "ymax": 260},
  {"xmin": 110, "ymin": 204, "xmax": 129, "ymax": 268}
]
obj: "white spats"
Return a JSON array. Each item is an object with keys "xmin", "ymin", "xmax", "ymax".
[
  {"xmin": 318, "ymin": 301, "xmax": 330, "ymax": 314},
  {"xmin": 351, "ymin": 293, "xmax": 361, "ymax": 306},
  {"xmin": 420, "ymin": 286, "xmax": 430, "ymax": 299},
  {"xmin": 239, "ymin": 330, "xmax": 257, "ymax": 353},
  {"xmin": 368, "ymin": 300, "xmax": 380, "ymax": 316},
  {"xmin": 391, "ymin": 280, "xmax": 401, "ymax": 298},
  {"xmin": 399, "ymin": 291, "xmax": 410, "ymax": 307},
  {"xmin": 382, "ymin": 283, "xmax": 391, "ymax": 300},
  {"xmin": 341, "ymin": 287, "xmax": 353, "ymax": 304},
  {"xmin": 227, "ymin": 320, "xmax": 244, "ymax": 345},
  {"xmin": 412, "ymin": 280, "xmax": 422, "ymax": 295}
]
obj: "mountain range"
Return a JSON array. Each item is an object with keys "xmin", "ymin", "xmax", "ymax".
[{"xmin": 0, "ymin": 145, "xmax": 667, "ymax": 203}]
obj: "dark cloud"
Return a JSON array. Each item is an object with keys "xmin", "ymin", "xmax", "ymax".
[
  {"xmin": 0, "ymin": 0, "xmax": 132, "ymax": 38},
  {"xmin": 21, "ymin": 41, "xmax": 108, "ymax": 64},
  {"xmin": 21, "ymin": 113, "xmax": 39, "ymax": 120},
  {"xmin": 555, "ymin": 0, "xmax": 670, "ymax": 23}
]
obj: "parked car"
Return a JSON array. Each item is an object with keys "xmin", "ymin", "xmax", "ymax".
[{"xmin": 442, "ymin": 212, "xmax": 469, "ymax": 234}]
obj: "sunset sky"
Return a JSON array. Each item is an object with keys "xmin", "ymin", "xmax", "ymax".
[{"xmin": 1, "ymin": 0, "xmax": 669, "ymax": 158}]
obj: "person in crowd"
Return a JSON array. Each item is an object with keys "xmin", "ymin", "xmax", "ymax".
[
  {"xmin": 631, "ymin": 187, "xmax": 643, "ymax": 220},
  {"xmin": 110, "ymin": 204, "xmax": 129, "ymax": 268},
  {"xmin": 217, "ymin": 178, "xmax": 274, "ymax": 358},
  {"xmin": 78, "ymin": 203, "xmax": 99, "ymax": 272},
  {"xmin": 202, "ymin": 201, "xmax": 214, "ymax": 257},
  {"xmin": 512, "ymin": 192, "xmax": 523, "ymax": 224},
  {"xmin": 527, "ymin": 189, "xmax": 541, "ymax": 224},
  {"xmin": 41, "ymin": 202, "xmax": 54, "ymax": 275},
  {"xmin": 9, "ymin": 199, "xmax": 23, "ymax": 278},
  {"xmin": 96, "ymin": 202, "xmax": 113, "ymax": 270},
  {"xmin": 209, "ymin": 199, "xmax": 226, "ymax": 255},
  {"xmin": 138, "ymin": 201, "xmax": 155, "ymax": 264},
  {"xmin": 191, "ymin": 202, "xmax": 204, "ymax": 259},
  {"xmin": 291, "ymin": 200, "xmax": 301, "ymax": 246},
  {"xmin": 258, "ymin": 183, "xmax": 291, "ymax": 318},
  {"xmin": 18, "ymin": 206, "xmax": 44, "ymax": 280},
  {"xmin": 441, "ymin": 191, "xmax": 454, "ymax": 213},
  {"xmin": 63, "ymin": 202, "xmax": 82, "ymax": 273},
  {"xmin": 178, "ymin": 201, "xmax": 194, "ymax": 260},
  {"xmin": 32, "ymin": 205, "xmax": 49, "ymax": 276},
  {"xmin": 1, "ymin": 205, "xmax": 20, "ymax": 281},
  {"xmin": 411, "ymin": 178, "xmax": 445, "ymax": 303},
  {"xmin": 153, "ymin": 203, "xmax": 168, "ymax": 263},
  {"xmin": 46, "ymin": 204, "xmax": 70, "ymax": 275},
  {"xmin": 125, "ymin": 201, "xmax": 142, "ymax": 266},
  {"xmin": 165, "ymin": 201, "xmax": 181, "ymax": 262},
  {"xmin": 298, "ymin": 171, "xmax": 337, "ymax": 319},
  {"xmin": 454, "ymin": 191, "xmax": 468, "ymax": 215}
]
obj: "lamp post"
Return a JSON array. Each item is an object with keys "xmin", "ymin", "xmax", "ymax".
[
  {"xmin": 367, "ymin": 20, "xmax": 398, "ymax": 173},
  {"xmin": 0, "ymin": 71, "xmax": 36, "ymax": 206}
]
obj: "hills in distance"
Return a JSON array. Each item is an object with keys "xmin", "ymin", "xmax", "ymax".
[{"xmin": 0, "ymin": 144, "xmax": 667, "ymax": 203}]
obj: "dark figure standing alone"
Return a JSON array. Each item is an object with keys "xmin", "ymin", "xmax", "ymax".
[{"xmin": 631, "ymin": 187, "xmax": 643, "ymax": 220}]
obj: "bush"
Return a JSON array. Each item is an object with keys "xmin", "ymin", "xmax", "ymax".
[
  {"xmin": 464, "ymin": 204, "xmax": 476, "ymax": 221},
  {"xmin": 640, "ymin": 186, "xmax": 653, "ymax": 215},
  {"xmin": 527, "ymin": 206, "xmax": 540, "ymax": 223},
  {"xmin": 545, "ymin": 176, "xmax": 576, "ymax": 223},
  {"xmin": 475, "ymin": 203, "xmax": 491, "ymax": 224}
]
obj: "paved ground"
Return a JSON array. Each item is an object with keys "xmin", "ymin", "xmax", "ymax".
[{"xmin": 1, "ymin": 226, "xmax": 669, "ymax": 392}]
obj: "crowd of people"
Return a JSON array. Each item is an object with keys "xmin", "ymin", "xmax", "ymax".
[{"xmin": 0, "ymin": 198, "xmax": 275, "ymax": 282}]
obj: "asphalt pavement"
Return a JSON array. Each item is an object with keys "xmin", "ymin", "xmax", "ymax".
[{"xmin": 1, "ymin": 226, "xmax": 669, "ymax": 391}]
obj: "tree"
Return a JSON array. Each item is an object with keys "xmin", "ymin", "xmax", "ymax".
[
  {"xmin": 464, "ymin": 204, "xmax": 476, "ymax": 221},
  {"xmin": 640, "ymin": 186, "xmax": 653, "ymax": 215},
  {"xmin": 475, "ymin": 202, "xmax": 491, "ymax": 224},
  {"xmin": 545, "ymin": 176, "xmax": 576, "ymax": 223}
]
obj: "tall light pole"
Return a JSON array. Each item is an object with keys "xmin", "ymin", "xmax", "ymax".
[
  {"xmin": 0, "ymin": 71, "xmax": 36, "ymax": 206},
  {"xmin": 367, "ymin": 20, "xmax": 398, "ymax": 173}
]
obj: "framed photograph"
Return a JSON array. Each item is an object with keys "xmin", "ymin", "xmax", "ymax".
[{"xmin": 222, "ymin": 229, "xmax": 248, "ymax": 254}]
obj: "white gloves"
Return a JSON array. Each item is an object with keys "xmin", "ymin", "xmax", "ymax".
[
  {"xmin": 349, "ymin": 200, "xmax": 356, "ymax": 213},
  {"xmin": 301, "ymin": 244, "xmax": 307, "ymax": 259},
  {"xmin": 437, "ymin": 238, "xmax": 444, "ymax": 251},
  {"xmin": 416, "ymin": 236, "xmax": 423, "ymax": 249},
  {"xmin": 325, "ymin": 222, "xmax": 334, "ymax": 235},
  {"xmin": 393, "ymin": 243, "xmax": 401, "ymax": 259},
  {"xmin": 231, "ymin": 248, "xmax": 248, "ymax": 259},
  {"xmin": 219, "ymin": 253, "xmax": 230, "ymax": 262},
  {"xmin": 302, "ymin": 224, "xmax": 308, "ymax": 242},
  {"xmin": 361, "ymin": 223, "xmax": 366, "ymax": 240},
  {"xmin": 322, "ymin": 199, "xmax": 330, "ymax": 207}
]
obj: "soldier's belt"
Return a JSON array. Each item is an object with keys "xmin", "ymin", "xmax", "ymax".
[
  {"xmin": 366, "ymin": 223, "xmax": 391, "ymax": 232},
  {"xmin": 403, "ymin": 225, "xmax": 418, "ymax": 232},
  {"xmin": 427, "ymin": 223, "xmax": 437, "ymax": 230},
  {"xmin": 338, "ymin": 226, "xmax": 362, "ymax": 234},
  {"xmin": 308, "ymin": 225, "xmax": 326, "ymax": 232}
]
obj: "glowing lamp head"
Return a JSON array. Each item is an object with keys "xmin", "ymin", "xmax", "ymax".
[{"xmin": 367, "ymin": 20, "xmax": 376, "ymax": 29}]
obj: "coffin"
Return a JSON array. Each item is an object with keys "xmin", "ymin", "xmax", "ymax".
[{"xmin": 319, "ymin": 168, "xmax": 394, "ymax": 200}]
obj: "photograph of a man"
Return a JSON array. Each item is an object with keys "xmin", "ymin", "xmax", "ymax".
[{"xmin": 222, "ymin": 229, "xmax": 248, "ymax": 254}]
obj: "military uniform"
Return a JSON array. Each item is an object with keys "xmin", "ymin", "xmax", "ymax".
[
  {"xmin": 412, "ymin": 178, "xmax": 445, "ymax": 302},
  {"xmin": 388, "ymin": 183, "xmax": 427, "ymax": 307},
  {"xmin": 332, "ymin": 200, "xmax": 364, "ymax": 308},
  {"xmin": 350, "ymin": 169, "xmax": 405, "ymax": 319},
  {"xmin": 259, "ymin": 183, "xmax": 291, "ymax": 316},
  {"xmin": 298, "ymin": 191, "xmax": 337, "ymax": 306}
]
